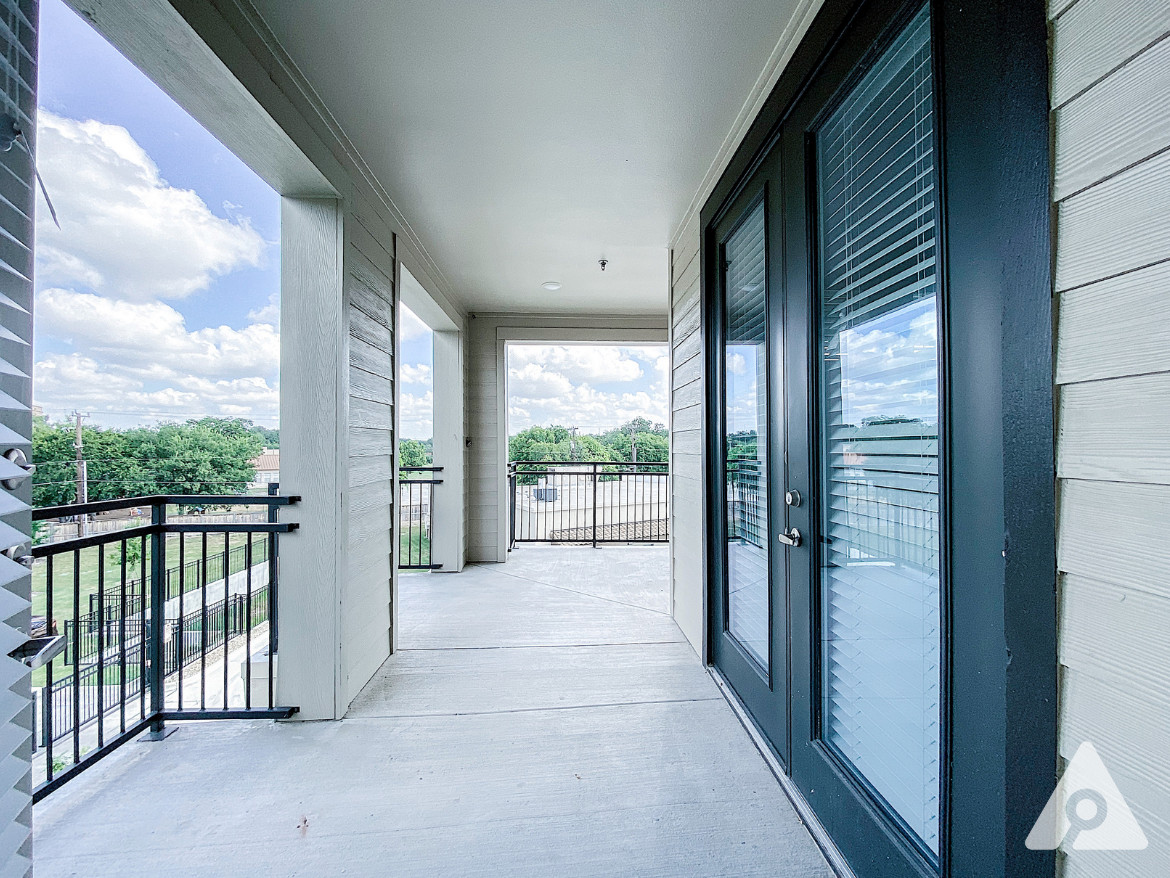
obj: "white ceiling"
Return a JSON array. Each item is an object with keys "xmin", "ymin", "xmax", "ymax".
[{"xmin": 248, "ymin": 0, "xmax": 802, "ymax": 315}]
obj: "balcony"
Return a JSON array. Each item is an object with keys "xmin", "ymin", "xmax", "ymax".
[{"xmin": 32, "ymin": 543, "xmax": 832, "ymax": 877}]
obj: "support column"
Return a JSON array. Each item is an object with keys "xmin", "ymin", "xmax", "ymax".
[
  {"xmin": 431, "ymin": 329, "xmax": 466, "ymax": 572},
  {"xmin": 277, "ymin": 196, "xmax": 345, "ymax": 720}
]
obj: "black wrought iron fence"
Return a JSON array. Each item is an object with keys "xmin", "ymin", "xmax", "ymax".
[
  {"xmin": 726, "ymin": 458, "xmax": 766, "ymax": 548},
  {"xmin": 508, "ymin": 461, "xmax": 669, "ymax": 548},
  {"xmin": 29, "ymin": 485, "xmax": 298, "ymax": 801},
  {"xmin": 399, "ymin": 466, "xmax": 442, "ymax": 570}
]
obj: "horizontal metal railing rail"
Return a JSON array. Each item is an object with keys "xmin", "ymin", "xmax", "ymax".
[
  {"xmin": 508, "ymin": 460, "xmax": 669, "ymax": 548},
  {"xmin": 399, "ymin": 467, "xmax": 442, "ymax": 570},
  {"xmin": 28, "ymin": 485, "xmax": 299, "ymax": 802}
]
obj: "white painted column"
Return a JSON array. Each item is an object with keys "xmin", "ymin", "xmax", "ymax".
[
  {"xmin": 431, "ymin": 329, "xmax": 466, "ymax": 572},
  {"xmin": 277, "ymin": 197, "xmax": 345, "ymax": 720}
]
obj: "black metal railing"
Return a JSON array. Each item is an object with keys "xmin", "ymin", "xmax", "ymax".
[
  {"xmin": 29, "ymin": 485, "xmax": 299, "ymax": 802},
  {"xmin": 726, "ymin": 458, "xmax": 766, "ymax": 549},
  {"xmin": 508, "ymin": 461, "xmax": 669, "ymax": 548},
  {"xmin": 398, "ymin": 467, "xmax": 441, "ymax": 570}
]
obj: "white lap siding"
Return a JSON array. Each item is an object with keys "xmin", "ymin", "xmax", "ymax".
[
  {"xmin": 669, "ymin": 214, "xmax": 704, "ymax": 656},
  {"xmin": 1050, "ymin": 0, "xmax": 1170, "ymax": 874}
]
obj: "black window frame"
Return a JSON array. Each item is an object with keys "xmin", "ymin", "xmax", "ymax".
[{"xmin": 699, "ymin": 1, "xmax": 1055, "ymax": 876}]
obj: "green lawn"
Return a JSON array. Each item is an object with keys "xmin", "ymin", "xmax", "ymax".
[
  {"xmin": 33, "ymin": 532, "xmax": 265, "ymax": 624},
  {"xmin": 398, "ymin": 525, "xmax": 432, "ymax": 568}
]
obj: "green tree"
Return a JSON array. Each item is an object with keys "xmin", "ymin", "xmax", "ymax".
[
  {"xmin": 32, "ymin": 416, "xmax": 264, "ymax": 507},
  {"xmin": 398, "ymin": 438, "xmax": 433, "ymax": 470},
  {"xmin": 126, "ymin": 418, "xmax": 263, "ymax": 495}
]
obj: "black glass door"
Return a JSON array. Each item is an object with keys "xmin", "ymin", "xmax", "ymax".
[
  {"xmin": 782, "ymin": 4, "xmax": 943, "ymax": 876},
  {"xmin": 709, "ymin": 149, "xmax": 789, "ymax": 756}
]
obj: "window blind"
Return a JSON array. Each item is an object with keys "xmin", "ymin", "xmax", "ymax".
[
  {"xmin": 815, "ymin": 4, "xmax": 941, "ymax": 854},
  {"xmin": 0, "ymin": 0, "xmax": 38, "ymax": 870}
]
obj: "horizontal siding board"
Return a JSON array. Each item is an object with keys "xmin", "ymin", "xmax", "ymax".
[
  {"xmin": 672, "ymin": 296, "xmax": 701, "ymax": 343},
  {"xmin": 672, "ymin": 245, "xmax": 700, "ymax": 303},
  {"xmin": 1055, "ymin": 149, "xmax": 1170, "ymax": 292},
  {"xmin": 351, "ymin": 336, "xmax": 391, "ymax": 374},
  {"xmin": 672, "ymin": 351, "xmax": 701, "ymax": 388},
  {"xmin": 350, "ymin": 396, "xmax": 392, "ymax": 430},
  {"xmin": 673, "ymin": 218, "xmax": 700, "ymax": 271},
  {"xmin": 349, "ymin": 454, "xmax": 393, "ymax": 488},
  {"xmin": 1060, "ymin": 574, "xmax": 1170, "ymax": 702},
  {"xmin": 672, "ymin": 327, "xmax": 701, "ymax": 365},
  {"xmin": 351, "ymin": 480, "xmax": 393, "ymax": 515},
  {"xmin": 349, "ymin": 425, "xmax": 392, "ymax": 459},
  {"xmin": 1057, "ymin": 479, "xmax": 1170, "ymax": 600},
  {"xmin": 350, "ymin": 306, "xmax": 393, "ymax": 353},
  {"xmin": 672, "ymin": 429, "xmax": 701, "ymax": 456},
  {"xmin": 1050, "ymin": 0, "xmax": 1170, "ymax": 108},
  {"xmin": 1056, "ymin": 260, "xmax": 1170, "ymax": 383},
  {"xmin": 672, "ymin": 376, "xmax": 702, "ymax": 412},
  {"xmin": 349, "ymin": 211, "xmax": 395, "ymax": 270},
  {"xmin": 672, "ymin": 271, "xmax": 700, "ymax": 311},
  {"xmin": 1059, "ymin": 667, "xmax": 1170, "ymax": 877},
  {"xmin": 672, "ymin": 402, "xmax": 702, "ymax": 433},
  {"xmin": 1058, "ymin": 373, "xmax": 1170, "ymax": 484},
  {"xmin": 349, "ymin": 364, "xmax": 392, "ymax": 403},
  {"xmin": 1054, "ymin": 36, "xmax": 1170, "ymax": 200},
  {"xmin": 673, "ymin": 240, "xmax": 700, "ymax": 290}
]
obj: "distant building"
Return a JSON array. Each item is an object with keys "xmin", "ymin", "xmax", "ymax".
[{"xmin": 250, "ymin": 448, "xmax": 279, "ymax": 486}]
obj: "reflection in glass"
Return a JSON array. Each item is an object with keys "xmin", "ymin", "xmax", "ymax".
[
  {"xmin": 723, "ymin": 200, "xmax": 769, "ymax": 670},
  {"xmin": 815, "ymin": 5, "xmax": 941, "ymax": 853}
]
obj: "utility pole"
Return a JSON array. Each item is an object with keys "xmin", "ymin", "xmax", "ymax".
[
  {"xmin": 73, "ymin": 411, "xmax": 88, "ymax": 537},
  {"xmin": 569, "ymin": 427, "xmax": 578, "ymax": 462}
]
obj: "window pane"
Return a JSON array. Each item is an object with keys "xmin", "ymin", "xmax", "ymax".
[
  {"xmin": 815, "ymin": 5, "xmax": 941, "ymax": 853},
  {"xmin": 723, "ymin": 200, "xmax": 769, "ymax": 670}
]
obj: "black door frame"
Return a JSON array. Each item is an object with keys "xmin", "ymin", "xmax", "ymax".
[
  {"xmin": 707, "ymin": 164, "xmax": 790, "ymax": 758},
  {"xmin": 700, "ymin": 1, "xmax": 1055, "ymax": 876}
]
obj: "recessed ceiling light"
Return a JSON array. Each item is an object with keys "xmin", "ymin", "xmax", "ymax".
[{"xmin": 541, "ymin": 281, "xmax": 562, "ymax": 291}]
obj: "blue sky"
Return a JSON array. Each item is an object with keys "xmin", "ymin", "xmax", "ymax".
[
  {"xmin": 398, "ymin": 302, "xmax": 433, "ymax": 439},
  {"xmin": 33, "ymin": 0, "xmax": 280, "ymax": 426},
  {"xmin": 32, "ymin": 0, "xmax": 667, "ymax": 438}
]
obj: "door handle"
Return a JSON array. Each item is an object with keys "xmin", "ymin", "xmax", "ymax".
[{"xmin": 777, "ymin": 528, "xmax": 802, "ymax": 547}]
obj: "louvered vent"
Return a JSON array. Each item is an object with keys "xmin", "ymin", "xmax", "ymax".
[
  {"xmin": 0, "ymin": 1, "xmax": 36, "ymax": 874},
  {"xmin": 815, "ymin": 4, "xmax": 941, "ymax": 854}
]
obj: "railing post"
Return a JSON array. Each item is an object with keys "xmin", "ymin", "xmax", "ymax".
[
  {"xmin": 592, "ymin": 462, "xmax": 599, "ymax": 549},
  {"xmin": 508, "ymin": 466, "xmax": 516, "ymax": 552},
  {"xmin": 146, "ymin": 500, "xmax": 168, "ymax": 738},
  {"xmin": 268, "ymin": 481, "xmax": 280, "ymax": 656}
]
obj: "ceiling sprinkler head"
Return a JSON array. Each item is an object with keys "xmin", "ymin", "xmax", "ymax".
[{"xmin": 599, "ymin": 259, "xmax": 608, "ymax": 271}]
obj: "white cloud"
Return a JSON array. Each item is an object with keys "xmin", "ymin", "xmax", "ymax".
[
  {"xmin": 399, "ymin": 390, "xmax": 434, "ymax": 440},
  {"xmin": 248, "ymin": 292, "xmax": 280, "ymax": 326},
  {"xmin": 837, "ymin": 298, "xmax": 939, "ymax": 424},
  {"xmin": 399, "ymin": 303, "xmax": 431, "ymax": 341},
  {"xmin": 34, "ymin": 289, "xmax": 279, "ymax": 425},
  {"xmin": 37, "ymin": 289, "xmax": 278, "ymax": 380},
  {"xmin": 508, "ymin": 362, "xmax": 573, "ymax": 399},
  {"xmin": 35, "ymin": 111, "xmax": 267, "ymax": 300},
  {"xmin": 508, "ymin": 345, "xmax": 644, "ymax": 384},
  {"xmin": 34, "ymin": 353, "xmax": 279, "ymax": 425},
  {"xmin": 400, "ymin": 364, "xmax": 432, "ymax": 387},
  {"xmin": 504, "ymin": 344, "xmax": 668, "ymax": 433}
]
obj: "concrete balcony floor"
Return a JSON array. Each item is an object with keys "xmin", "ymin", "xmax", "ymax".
[{"xmin": 33, "ymin": 544, "xmax": 832, "ymax": 877}]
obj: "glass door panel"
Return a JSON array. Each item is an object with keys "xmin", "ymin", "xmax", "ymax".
[
  {"xmin": 814, "ymin": 5, "xmax": 941, "ymax": 853},
  {"xmin": 722, "ymin": 200, "xmax": 770, "ymax": 670}
]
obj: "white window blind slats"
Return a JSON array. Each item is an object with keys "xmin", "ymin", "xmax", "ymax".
[
  {"xmin": 0, "ymin": 0, "xmax": 37, "ymax": 871},
  {"xmin": 815, "ymin": 4, "xmax": 941, "ymax": 855}
]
